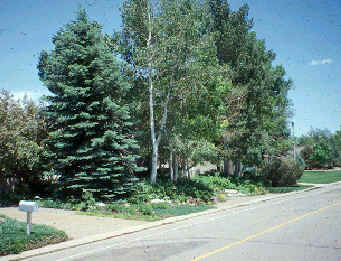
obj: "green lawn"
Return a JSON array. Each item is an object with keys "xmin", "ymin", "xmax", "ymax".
[
  {"xmin": 0, "ymin": 215, "xmax": 68, "ymax": 255},
  {"xmin": 298, "ymin": 170, "xmax": 341, "ymax": 184},
  {"xmin": 267, "ymin": 184, "xmax": 313, "ymax": 193}
]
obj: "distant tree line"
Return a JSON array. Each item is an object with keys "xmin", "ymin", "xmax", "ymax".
[{"xmin": 298, "ymin": 128, "xmax": 341, "ymax": 169}]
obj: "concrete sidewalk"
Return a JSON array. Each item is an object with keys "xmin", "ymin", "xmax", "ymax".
[{"xmin": 0, "ymin": 185, "xmax": 321, "ymax": 261}]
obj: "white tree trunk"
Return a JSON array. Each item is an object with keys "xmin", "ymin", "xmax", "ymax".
[
  {"xmin": 173, "ymin": 153, "xmax": 178, "ymax": 182},
  {"xmin": 150, "ymin": 144, "xmax": 158, "ymax": 184},
  {"xmin": 169, "ymin": 151, "xmax": 174, "ymax": 181},
  {"xmin": 147, "ymin": 11, "xmax": 158, "ymax": 184},
  {"xmin": 147, "ymin": 9, "xmax": 172, "ymax": 184}
]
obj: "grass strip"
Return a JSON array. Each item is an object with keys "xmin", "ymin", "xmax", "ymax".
[
  {"xmin": 77, "ymin": 204, "xmax": 214, "ymax": 222},
  {"xmin": 267, "ymin": 184, "xmax": 313, "ymax": 193},
  {"xmin": 0, "ymin": 215, "xmax": 68, "ymax": 255},
  {"xmin": 299, "ymin": 170, "xmax": 341, "ymax": 184}
]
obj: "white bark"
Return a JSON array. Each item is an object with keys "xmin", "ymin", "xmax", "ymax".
[
  {"xmin": 147, "ymin": 9, "xmax": 172, "ymax": 184},
  {"xmin": 169, "ymin": 151, "xmax": 174, "ymax": 181},
  {"xmin": 173, "ymin": 153, "xmax": 178, "ymax": 182}
]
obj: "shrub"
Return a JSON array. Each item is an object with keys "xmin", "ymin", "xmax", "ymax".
[
  {"xmin": 263, "ymin": 158, "xmax": 304, "ymax": 187},
  {"xmin": 205, "ymin": 176, "xmax": 232, "ymax": 191},
  {"xmin": 310, "ymin": 140, "xmax": 333, "ymax": 168},
  {"xmin": 129, "ymin": 178, "xmax": 215, "ymax": 203},
  {"xmin": 137, "ymin": 204, "xmax": 154, "ymax": 215},
  {"xmin": 300, "ymin": 146, "xmax": 313, "ymax": 168},
  {"xmin": 194, "ymin": 175, "xmax": 237, "ymax": 190},
  {"xmin": 106, "ymin": 203, "xmax": 126, "ymax": 214}
]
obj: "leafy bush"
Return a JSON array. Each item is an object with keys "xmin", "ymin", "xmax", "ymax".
[
  {"xmin": 310, "ymin": 140, "xmax": 333, "ymax": 168},
  {"xmin": 0, "ymin": 215, "xmax": 67, "ymax": 255},
  {"xmin": 198, "ymin": 175, "xmax": 234, "ymax": 191},
  {"xmin": 195, "ymin": 173, "xmax": 267, "ymax": 195},
  {"xmin": 263, "ymin": 158, "xmax": 304, "ymax": 187},
  {"xmin": 129, "ymin": 178, "xmax": 215, "ymax": 203},
  {"xmin": 137, "ymin": 204, "xmax": 154, "ymax": 215}
]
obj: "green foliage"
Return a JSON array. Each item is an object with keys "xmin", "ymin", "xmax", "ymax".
[
  {"xmin": 263, "ymin": 158, "xmax": 304, "ymax": 187},
  {"xmin": 129, "ymin": 178, "xmax": 215, "ymax": 203},
  {"xmin": 300, "ymin": 146, "xmax": 313, "ymax": 168},
  {"xmin": 170, "ymin": 138, "xmax": 218, "ymax": 173},
  {"xmin": 37, "ymin": 199, "xmax": 77, "ymax": 210},
  {"xmin": 299, "ymin": 128, "xmax": 341, "ymax": 169},
  {"xmin": 195, "ymin": 175, "xmax": 235, "ymax": 191},
  {"xmin": 82, "ymin": 190, "xmax": 96, "ymax": 206},
  {"xmin": 38, "ymin": 9, "xmax": 142, "ymax": 200},
  {"xmin": 0, "ymin": 215, "xmax": 67, "ymax": 255},
  {"xmin": 309, "ymin": 139, "xmax": 333, "ymax": 168},
  {"xmin": 194, "ymin": 173, "xmax": 268, "ymax": 195},
  {"xmin": 38, "ymin": 197, "xmax": 212, "ymax": 221},
  {"xmin": 150, "ymin": 202, "xmax": 171, "ymax": 209},
  {"xmin": 137, "ymin": 203, "xmax": 154, "ymax": 215},
  {"xmin": 0, "ymin": 89, "xmax": 46, "ymax": 198},
  {"xmin": 208, "ymin": 1, "xmax": 293, "ymax": 169},
  {"xmin": 119, "ymin": 0, "xmax": 229, "ymax": 183}
]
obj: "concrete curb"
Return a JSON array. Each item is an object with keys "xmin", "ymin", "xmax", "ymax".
[{"xmin": 1, "ymin": 184, "xmax": 324, "ymax": 261}]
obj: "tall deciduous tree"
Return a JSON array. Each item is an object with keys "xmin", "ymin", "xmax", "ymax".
[
  {"xmin": 38, "ymin": 10, "xmax": 142, "ymax": 199},
  {"xmin": 0, "ymin": 89, "xmax": 44, "ymax": 195},
  {"xmin": 208, "ymin": 0, "xmax": 292, "ymax": 174},
  {"xmin": 119, "ymin": 0, "xmax": 220, "ymax": 183}
]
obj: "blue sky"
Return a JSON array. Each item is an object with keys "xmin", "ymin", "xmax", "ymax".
[{"xmin": 0, "ymin": 0, "xmax": 340, "ymax": 136}]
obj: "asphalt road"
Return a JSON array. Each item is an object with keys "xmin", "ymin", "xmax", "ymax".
[{"xmin": 23, "ymin": 184, "xmax": 341, "ymax": 261}]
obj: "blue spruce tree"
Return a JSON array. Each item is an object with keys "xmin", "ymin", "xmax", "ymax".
[{"xmin": 38, "ymin": 10, "xmax": 142, "ymax": 200}]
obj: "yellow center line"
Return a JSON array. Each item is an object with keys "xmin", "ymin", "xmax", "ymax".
[{"xmin": 191, "ymin": 201, "xmax": 341, "ymax": 261}]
